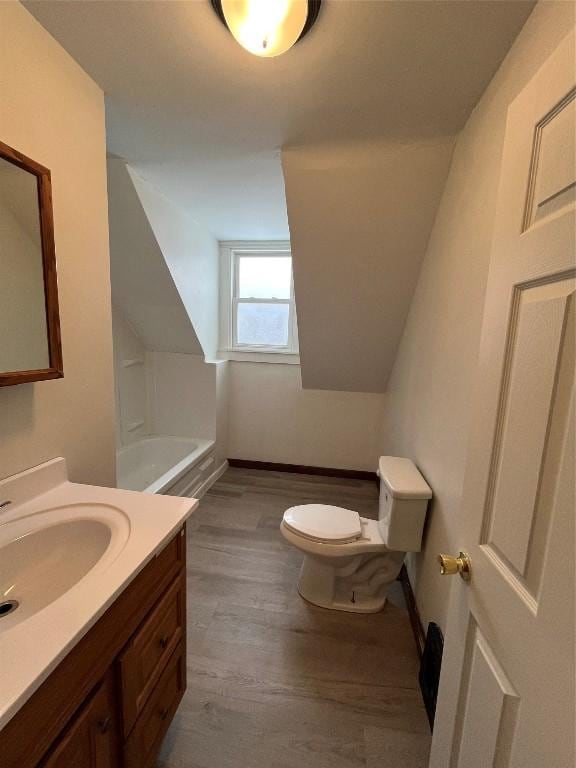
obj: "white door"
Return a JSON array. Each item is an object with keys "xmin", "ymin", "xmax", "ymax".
[{"xmin": 429, "ymin": 29, "xmax": 575, "ymax": 768}]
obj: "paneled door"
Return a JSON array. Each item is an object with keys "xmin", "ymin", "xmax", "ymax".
[{"xmin": 429, "ymin": 29, "xmax": 575, "ymax": 768}]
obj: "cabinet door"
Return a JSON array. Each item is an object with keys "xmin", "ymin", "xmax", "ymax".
[
  {"xmin": 125, "ymin": 643, "xmax": 186, "ymax": 768},
  {"xmin": 120, "ymin": 574, "xmax": 185, "ymax": 736},
  {"xmin": 42, "ymin": 672, "xmax": 120, "ymax": 768}
]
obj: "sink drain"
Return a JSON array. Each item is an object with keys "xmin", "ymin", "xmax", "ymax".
[{"xmin": 0, "ymin": 599, "xmax": 19, "ymax": 617}]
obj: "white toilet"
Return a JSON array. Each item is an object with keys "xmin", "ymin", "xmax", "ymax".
[{"xmin": 280, "ymin": 456, "xmax": 432, "ymax": 613}]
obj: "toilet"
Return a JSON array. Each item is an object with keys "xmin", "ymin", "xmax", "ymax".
[{"xmin": 280, "ymin": 456, "xmax": 432, "ymax": 613}]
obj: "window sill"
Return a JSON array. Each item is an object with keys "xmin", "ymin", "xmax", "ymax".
[{"xmin": 217, "ymin": 350, "xmax": 300, "ymax": 365}]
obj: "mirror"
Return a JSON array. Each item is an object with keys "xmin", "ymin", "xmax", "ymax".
[{"xmin": 0, "ymin": 141, "xmax": 63, "ymax": 386}]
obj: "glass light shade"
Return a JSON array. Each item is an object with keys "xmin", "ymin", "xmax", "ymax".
[{"xmin": 221, "ymin": 0, "xmax": 308, "ymax": 57}]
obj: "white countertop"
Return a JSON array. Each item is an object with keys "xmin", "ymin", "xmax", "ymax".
[{"xmin": 0, "ymin": 458, "xmax": 197, "ymax": 730}]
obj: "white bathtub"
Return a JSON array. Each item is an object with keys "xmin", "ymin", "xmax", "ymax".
[{"xmin": 116, "ymin": 436, "xmax": 215, "ymax": 495}]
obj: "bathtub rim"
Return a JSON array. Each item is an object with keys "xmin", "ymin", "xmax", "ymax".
[{"xmin": 116, "ymin": 435, "xmax": 215, "ymax": 495}]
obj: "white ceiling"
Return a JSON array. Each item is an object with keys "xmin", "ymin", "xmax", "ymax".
[{"xmin": 25, "ymin": 0, "xmax": 535, "ymax": 241}]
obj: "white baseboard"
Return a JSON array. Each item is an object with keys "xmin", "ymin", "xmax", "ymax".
[{"xmin": 188, "ymin": 459, "xmax": 228, "ymax": 500}]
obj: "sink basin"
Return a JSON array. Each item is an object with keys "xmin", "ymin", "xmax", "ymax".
[{"xmin": 0, "ymin": 505, "xmax": 130, "ymax": 629}]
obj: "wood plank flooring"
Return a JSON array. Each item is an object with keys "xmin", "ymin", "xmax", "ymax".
[{"xmin": 157, "ymin": 468, "xmax": 430, "ymax": 768}]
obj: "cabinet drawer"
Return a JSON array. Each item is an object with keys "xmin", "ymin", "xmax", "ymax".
[
  {"xmin": 124, "ymin": 643, "xmax": 186, "ymax": 768},
  {"xmin": 119, "ymin": 574, "xmax": 185, "ymax": 736}
]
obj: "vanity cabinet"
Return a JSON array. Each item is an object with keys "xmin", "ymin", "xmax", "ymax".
[
  {"xmin": 42, "ymin": 673, "xmax": 120, "ymax": 768},
  {"xmin": 119, "ymin": 573, "xmax": 185, "ymax": 735},
  {"xmin": 0, "ymin": 527, "xmax": 187, "ymax": 768},
  {"xmin": 124, "ymin": 644, "xmax": 186, "ymax": 768}
]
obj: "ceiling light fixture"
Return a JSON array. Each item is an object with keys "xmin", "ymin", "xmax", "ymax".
[{"xmin": 210, "ymin": 0, "xmax": 322, "ymax": 58}]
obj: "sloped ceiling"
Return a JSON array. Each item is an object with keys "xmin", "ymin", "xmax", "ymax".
[
  {"xmin": 26, "ymin": 0, "xmax": 536, "ymax": 391},
  {"xmin": 283, "ymin": 139, "xmax": 455, "ymax": 392},
  {"xmin": 128, "ymin": 170, "xmax": 219, "ymax": 360},
  {"xmin": 107, "ymin": 159, "xmax": 203, "ymax": 355},
  {"xmin": 25, "ymin": 1, "xmax": 535, "ymax": 240}
]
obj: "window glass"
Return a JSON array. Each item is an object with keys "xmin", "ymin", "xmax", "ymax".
[
  {"xmin": 236, "ymin": 302, "xmax": 290, "ymax": 346},
  {"xmin": 238, "ymin": 256, "xmax": 291, "ymax": 299}
]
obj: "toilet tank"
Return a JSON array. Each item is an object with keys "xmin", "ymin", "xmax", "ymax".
[{"xmin": 378, "ymin": 456, "xmax": 432, "ymax": 552}]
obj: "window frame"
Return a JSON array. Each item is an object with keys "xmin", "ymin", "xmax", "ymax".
[{"xmin": 219, "ymin": 241, "xmax": 299, "ymax": 359}]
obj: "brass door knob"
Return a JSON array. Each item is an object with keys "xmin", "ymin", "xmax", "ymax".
[{"xmin": 438, "ymin": 552, "xmax": 471, "ymax": 581}]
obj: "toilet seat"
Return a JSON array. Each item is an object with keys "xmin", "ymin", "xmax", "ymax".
[{"xmin": 283, "ymin": 504, "xmax": 362, "ymax": 543}]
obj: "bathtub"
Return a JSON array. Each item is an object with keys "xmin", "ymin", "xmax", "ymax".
[{"xmin": 116, "ymin": 436, "xmax": 216, "ymax": 495}]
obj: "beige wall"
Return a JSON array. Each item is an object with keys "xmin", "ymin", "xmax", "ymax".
[
  {"xmin": 379, "ymin": 0, "xmax": 575, "ymax": 631},
  {"xmin": 228, "ymin": 362, "xmax": 385, "ymax": 471},
  {"xmin": 0, "ymin": 2, "xmax": 115, "ymax": 486}
]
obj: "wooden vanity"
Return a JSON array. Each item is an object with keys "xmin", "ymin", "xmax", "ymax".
[{"xmin": 0, "ymin": 527, "xmax": 187, "ymax": 768}]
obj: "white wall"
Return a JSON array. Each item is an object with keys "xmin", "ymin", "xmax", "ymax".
[
  {"xmin": 228, "ymin": 362, "xmax": 385, "ymax": 471},
  {"xmin": 0, "ymin": 1, "xmax": 115, "ymax": 486},
  {"xmin": 129, "ymin": 169, "xmax": 220, "ymax": 360},
  {"xmin": 379, "ymin": 0, "xmax": 575, "ymax": 631},
  {"xmin": 111, "ymin": 308, "xmax": 229, "ymax": 466}
]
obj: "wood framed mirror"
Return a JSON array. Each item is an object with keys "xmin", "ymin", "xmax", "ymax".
[{"xmin": 0, "ymin": 140, "xmax": 63, "ymax": 386}]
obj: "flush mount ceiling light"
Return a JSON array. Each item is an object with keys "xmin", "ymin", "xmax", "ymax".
[{"xmin": 210, "ymin": 0, "xmax": 322, "ymax": 58}]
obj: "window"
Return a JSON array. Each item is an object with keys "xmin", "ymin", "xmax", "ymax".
[{"xmin": 220, "ymin": 243, "xmax": 299, "ymax": 357}]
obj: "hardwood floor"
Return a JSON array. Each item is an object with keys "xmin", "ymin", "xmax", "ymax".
[{"xmin": 157, "ymin": 467, "xmax": 431, "ymax": 768}]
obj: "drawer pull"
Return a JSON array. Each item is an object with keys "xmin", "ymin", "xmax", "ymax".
[
  {"xmin": 97, "ymin": 716, "xmax": 112, "ymax": 735},
  {"xmin": 159, "ymin": 635, "xmax": 169, "ymax": 650},
  {"xmin": 159, "ymin": 707, "xmax": 169, "ymax": 721}
]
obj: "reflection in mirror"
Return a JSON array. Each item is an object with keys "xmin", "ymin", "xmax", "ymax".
[
  {"xmin": 0, "ymin": 157, "xmax": 49, "ymax": 372},
  {"xmin": 0, "ymin": 141, "xmax": 62, "ymax": 386}
]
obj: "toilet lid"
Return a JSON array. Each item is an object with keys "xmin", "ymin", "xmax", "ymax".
[{"xmin": 283, "ymin": 505, "xmax": 362, "ymax": 543}]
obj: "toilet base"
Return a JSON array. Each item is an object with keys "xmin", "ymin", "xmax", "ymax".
[
  {"xmin": 296, "ymin": 549, "xmax": 405, "ymax": 614},
  {"xmin": 297, "ymin": 582, "xmax": 387, "ymax": 613}
]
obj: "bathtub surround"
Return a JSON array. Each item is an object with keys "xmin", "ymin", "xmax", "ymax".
[
  {"xmin": 0, "ymin": 1, "xmax": 115, "ymax": 486},
  {"xmin": 147, "ymin": 351, "xmax": 222, "ymax": 441},
  {"xmin": 144, "ymin": 355, "xmax": 229, "ymax": 494},
  {"xmin": 112, "ymin": 306, "xmax": 148, "ymax": 445},
  {"xmin": 379, "ymin": 0, "xmax": 575, "ymax": 632},
  {"xmin": 112, "ymin": 307, "xmax": 225, "ymax": 445},
  {"xmin": 112, "ymin": 306, "xmax": 228, "ymax": 497}
]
